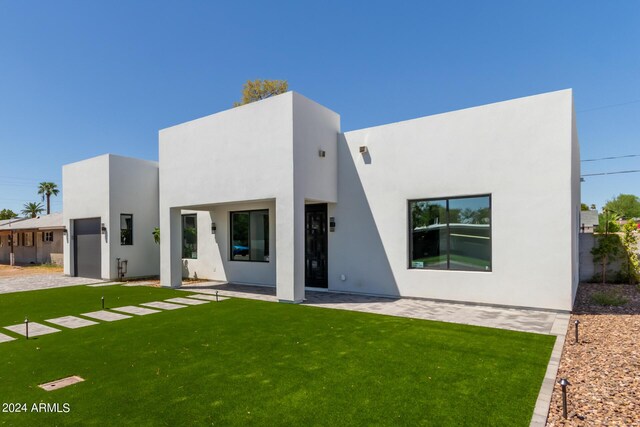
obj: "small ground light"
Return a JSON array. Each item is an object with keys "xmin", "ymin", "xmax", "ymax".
[
  {"xmin": 101, "ymin": 296, "xmax": 105, "ymax": 310},
  {"xmin": 559, "ymin": 378, "xmax": 570, "ymax": 419},
  {"xmin": 574, "ymin": 320, "xmax": 580, "ymax": 344},
  {"xmin": 215, "ymin": 291, "xmax": 219, "ymax": 302},
  {"xmin": 24, "ymin": 318, "xmax": 29, "ymax": 340}
]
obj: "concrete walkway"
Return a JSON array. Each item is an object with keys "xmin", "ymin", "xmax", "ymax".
[
  {"xmin": 0, "ymin": 274, "xmax": 104, "ymax": 294},
  {"xmin": 181, "ymin": 282, "xmax": 567, "ymax": 335}
]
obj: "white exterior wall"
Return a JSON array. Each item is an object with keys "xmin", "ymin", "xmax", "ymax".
[
  {"xmin": 159, "ymin": 92, "xmax": 339, "ymax": 302},
  {"xmin": 63, "ymin": 155, "xmax": 111, "ymax": 278},
  {"xmin": 571, "ymin": 104, "xmax": 581, "ymax": 301},
  {"xmin": 64, "ymin": 90, "xmax": 578, "ymax": 311},
  {"xmin": 159, "ymin": 93, "xmax": 294, "ymax": 297},
  {"xmin": 63, "ymin": 154, "xmax": 159, "ymax": 280},
  {"xmin": 108, "ymin": 155, "xmax": 160, "ymax": 279},
  {"xmin": 330, "ymin": 90, "xmax": 578, "ymax": 311}
]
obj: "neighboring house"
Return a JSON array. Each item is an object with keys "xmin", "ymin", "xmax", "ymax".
[
  {"xmin": 0, "ymin": 213, "xmax": 64, "ymax": 265},
  {"xmin": 63, "ymin": 89, "xmax": 580, "ymax": 311},
  {"xmin": 62, "ymin": 154, "xmax": 159, "ymax": 280},
  {"xmin": 580, "ymin": 210, "xmax": 599, "ymax": 233}
]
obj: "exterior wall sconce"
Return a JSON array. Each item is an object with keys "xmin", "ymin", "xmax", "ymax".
[
  {"xmin": 101, "ymin": 223, "xmax": 107, "ymax": 234},
  {"xmin": 329, "ymin": 217, "xmax": 336, "ymax": 232},
  {"xmin": 211, "ymin": 223, "xmax": 216, "ymax": 234},
  {"xmin": 318, "ymin": 149, "xmax": 326, "ymax": 158},
  {"xmin": 359, "ymin": 146, "xmax": 368, "ymax": 154},
  {"xmin": 62, "ymin": 228, "xmax": 68, "ymax": 236}
]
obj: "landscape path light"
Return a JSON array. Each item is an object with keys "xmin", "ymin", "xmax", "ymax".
[
  {"xmin": 24, "ymin": 317, "xmax": 29, "ymax": 340},
  {"xmin": 558, "ymin": 378, "xmax": 570, "ymax": 419},
  {"xmin": 574, "ymin": 319, "xmax": 580, "ymax": 344}
]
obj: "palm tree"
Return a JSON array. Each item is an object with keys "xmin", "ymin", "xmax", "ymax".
[
  {"xmin": 21, "ymin": 202, "xmax": 44, "ymax": 218},
  {"xmin": 37, "ymin": 182, "xmax": 59, "ymax": 215}
]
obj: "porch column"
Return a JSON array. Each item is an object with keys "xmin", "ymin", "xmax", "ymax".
[
  {"xmin": 160, "ymin": 207, "xmax": 182, "ymax": 288},
  {"xmin": 276, "ymin": 196, "xmax": 305, "ymax": 302}
]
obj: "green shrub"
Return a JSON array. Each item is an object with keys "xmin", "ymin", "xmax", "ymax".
[{"xmin": 590, "ymin": 291, "xmax": 629, "ymax": 306}]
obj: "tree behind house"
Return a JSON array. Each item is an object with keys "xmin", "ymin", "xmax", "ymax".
[
  {"xmin": 37, "ymin": 182, "xmax": 60, "ymax": 215},
  {"xmin": 604, "ymin": 193, "xmax": 640, "ymax": 219},
  {"xmin": 233, "ymin": 80, "xmax": 288, "ymax": 107},
  {"xmin": 21, "ymin": 202, "xmax": 44, "ymax": 218},
  {"xmin": 0, "ymin": 209, "xmax": 18, "ymax": 220}
]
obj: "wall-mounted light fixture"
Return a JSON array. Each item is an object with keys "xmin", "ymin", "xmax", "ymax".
[
  {"xmin": 101, "ymin": 223, "xmax": 107, "ymax": 234},
  {"xmin": 329, "ymin": 217, "xmax": 336, "ymax": 232},
  {"xmin": 359, "ymin": 146, "xmax": 368, "ymax": 154},
  {"xmin": 211, "ymin": 223, "xmax": 217, "ymax": 234},
  {"xmin": 318, "ymin": 149, "xmax": 326, "ymax": 158},
  {"xmin": 62, "ymin": 227, "xmax": 68, "ymax": 236}
]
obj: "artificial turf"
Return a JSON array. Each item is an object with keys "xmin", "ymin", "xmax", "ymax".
[{"xmin": 0, "ymin": 285, "xmax": 555, "ymax": 426}]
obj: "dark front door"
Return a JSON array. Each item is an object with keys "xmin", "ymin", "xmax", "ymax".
[
  {"xmin": 73, "ymin": 218, "xmax": 102, "ymax": 279},
  {"xmin": 305, "ymin": 203, "xmax": 328, "ymax": 288}
]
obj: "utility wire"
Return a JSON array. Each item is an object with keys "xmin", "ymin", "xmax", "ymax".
[
  {"xmin": 581, "ymin": 169, "xmax": 640, "ymax": 177},
  {"xmin": 577, "ymin": 99, "xmax": 640, "ymax": 113},
  {"xmin": 582, "ymin": 154, "xmax": 640, "ymax": 162}
]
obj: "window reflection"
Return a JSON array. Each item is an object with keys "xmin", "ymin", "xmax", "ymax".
[{"xmin": 410, "ymin": 196, "xmax": 491, "ymax": 271}]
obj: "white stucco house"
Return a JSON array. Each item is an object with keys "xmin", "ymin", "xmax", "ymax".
[
  {"xmin": 63, "ymin": 89, "xmax": 580, "ymax": 311},
  {"xmin": 62, "ymin": 154, "xmax": 159, "ymax": 280}
]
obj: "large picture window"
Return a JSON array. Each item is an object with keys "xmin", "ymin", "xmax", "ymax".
[
  {"xmin": 182, "ymin": 214, "xmax": 197, "ymax": 259},
  {"xmin": 120, "ymin": 214, "xmax": 133, "ymax": 245},
  {"xmin": 409, "ymin": 195, "xmax": 491, "ymax": 271},
  {"xmin": 230, "ymin": 210, "xmax": 269, "ymax": 262}
]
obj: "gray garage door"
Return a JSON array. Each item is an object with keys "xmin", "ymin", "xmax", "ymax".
[{"xmin": 74, "ymin": 218, "xmax": 101, "ymax": 279}]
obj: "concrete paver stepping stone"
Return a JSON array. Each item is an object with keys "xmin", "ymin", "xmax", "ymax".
[
  {"xmin": 46, "ymin": 316, "xmax": 99, "ymax": 329},
  {"xmin": 186, "ymin": 294, "xmax": 230, "ymax": 302},
  {"xmin": 81, "ymin": 310, "xmax": 132, "ymax": 322},
  {"xmin": 140, "ymin": 301, "xmax": 187, "ymax": 310},
  {"xmin": 0, "ymin": 332, "xmax": 16, "ymax": 343},
  {"xmin": 112, "ymin": 305, "xmax": 160, "ymax": 316},
  {"xmin": 165, "ymin": 297, "xmax": 209, "ymax": 306},
  {"xmin": 5, "ymin": 322, "xmax": 61, "ymax": 337}
]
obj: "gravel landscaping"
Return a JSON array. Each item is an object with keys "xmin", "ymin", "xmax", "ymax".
[{"xmin": 547, "ymin": 283, "xmax": 640, "ymax": 426}]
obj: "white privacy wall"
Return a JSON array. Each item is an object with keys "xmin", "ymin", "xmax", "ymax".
[
  {"xmin": 63, "ymin": 154, "xmax": 159, "ymax": 280},
  {"xmin": 330, "ymin": 90, "xmax": 578, "ymax": 311}
]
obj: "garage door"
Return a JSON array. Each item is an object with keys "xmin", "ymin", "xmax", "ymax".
[{"xmin": 74, "ymin": 218, "xmax": 101, "ymax": 279}]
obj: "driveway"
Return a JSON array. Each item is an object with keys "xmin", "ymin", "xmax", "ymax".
[{"xmin": 0, "ymin": 274, "xmax": 104, "ymax": 294}]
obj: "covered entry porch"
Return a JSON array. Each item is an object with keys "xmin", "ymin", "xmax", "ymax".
[{"xmin": 160, "ymin": 198, "xmax": 333, "ymax": 303}]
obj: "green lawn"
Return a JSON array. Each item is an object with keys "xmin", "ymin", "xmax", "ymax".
[{"xmin": 0, "ymin": 285, "xmax": 555, "ymax": 426}]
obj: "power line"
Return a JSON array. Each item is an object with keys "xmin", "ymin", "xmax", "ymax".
[
  {"xmin": 578, "ymin": 98, "xmax": 640, "ymax": 113},
  {"xmin": 581, "ymin": 169, "xmax": 640, "ymax": 177},
  {"xmin": 582, "ymin": 154, "xmax": 640, "ymax": 162}
]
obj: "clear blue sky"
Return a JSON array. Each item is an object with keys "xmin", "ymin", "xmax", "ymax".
[{"xmin": 1, "ymin": 1, "xmax": 639, "ymax": 215}]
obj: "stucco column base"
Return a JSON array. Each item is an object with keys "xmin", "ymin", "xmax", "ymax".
[{"xmin": 278, "ymin": 299, "xmax": 304, "ymax": 304}]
